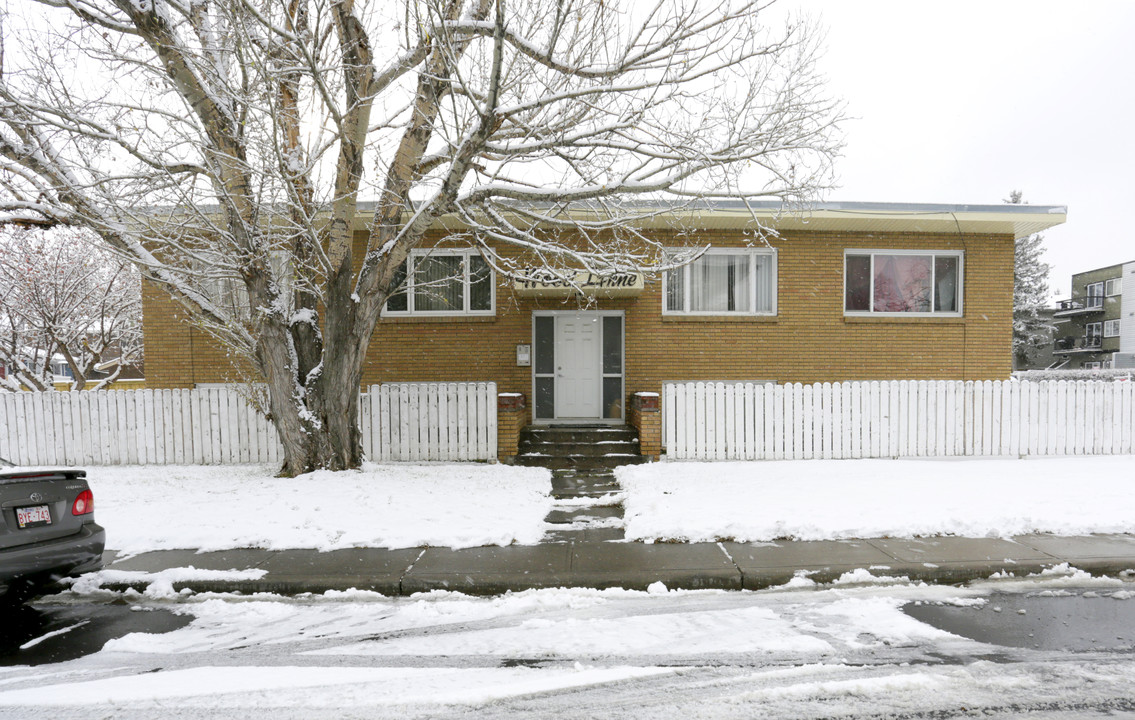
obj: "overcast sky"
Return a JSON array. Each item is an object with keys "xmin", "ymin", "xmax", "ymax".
[
  {"xmin": 793, "ymin": 0, "xmax": 1134, "ymax": 298},
  {"xmin": 7, "ymin": 1, "xmax": 1126, "ymax": 298}
]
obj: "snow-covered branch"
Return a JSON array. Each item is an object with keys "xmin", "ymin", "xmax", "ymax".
[
  {"xmin": 0, "ymin": 226, "xmax": 143, "ymax": 391},
  {"xmin": 0, "ymin": 0, "xmax": 843, "ymax": 473}
]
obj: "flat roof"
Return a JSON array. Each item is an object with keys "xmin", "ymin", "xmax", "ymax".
[
  {"xmin": 426, "ymin": 200, "xmax": 1067, "ymax": 240},
  {"xmin": 1070, "ymin": 259, "xmax": 1135, "ymax": 279}
]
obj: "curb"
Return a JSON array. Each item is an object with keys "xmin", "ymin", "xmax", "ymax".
[{"xmin": 96, "ymin": 543, "xmax": 1135, "ymax": 598}]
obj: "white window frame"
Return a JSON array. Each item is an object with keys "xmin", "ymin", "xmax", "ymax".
[
  {"xmin": 1084, "ymin": 361, "xmax": 1101, "ymax": 370},
  {"xmin": 662, "ymin": 247, "xmax": 777, "ymax": 316},
  {"xmin": 1086, "ymin": 321, "xmax": 1103, "ymax": 337},
  {"xmin": 204, "ymin": 251, "xmax": 292, "ymax": 319},
  {"xmin": 1104, "ymin": 319, "xmax": 1121, "ymax": 337},
  {"xmin": 383, "ymin": 248, "xmax": 495, "ymax": 317},
  {"xmin": 1085, "ymin": 282, "xmax": 1105, "ymax": 308},
  {"xmin": 1106, "ymin": 278, "xmax": 1122, "ymax": 296},
  {"xmin": 51, "ymin": 360, "xmax": 73, "ymax": 379},
  {"xmin": 843, "ymin": 249, "xmax": 964, "ymax": 317}
]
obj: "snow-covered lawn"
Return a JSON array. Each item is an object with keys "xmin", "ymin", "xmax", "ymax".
[
  {"xmin": 89, "ymin": 463, "xmax": 552, "ymax": 555},
  {"xmin": 78, "ymin": 454, "xmax": 1135, "ymax": 554},
  {"xmin": 618, "ymin": 455, "xmax": 1135, "ymax": 543}
]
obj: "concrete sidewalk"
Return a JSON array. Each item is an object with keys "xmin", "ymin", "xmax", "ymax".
[{"xmin": 98, "ymin": 533, "xmax": 1135, "ymax": 597}]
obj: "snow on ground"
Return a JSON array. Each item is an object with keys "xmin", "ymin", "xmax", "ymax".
[
  {"xmin": 7, "ymin": 572, "xmax": 1135, "ymax": 717},
  {"xmin": 74, "ymin": 454, "xmax": 1135, "ymax": 554},
  {"xmin": 88, "ymin": 463, "xmax": 552, "ymax": 554},
  {"xmin": 0, "ymin": 665, "xmax": 677, "ymax": 709},
  {"xmin": 65, "ymin": 570, "xmax": 1124, "ymax": 663},
  {"xmin": 617, "ymin": 455, "xmax": 1135, "ymax": 543},
  {"xmin": 0, "ymin": 583, "xmax": 988, "ymax": 711},
  {"xmin": 0, "ymin": 663, "xmax": 676, "ymax": 708}
]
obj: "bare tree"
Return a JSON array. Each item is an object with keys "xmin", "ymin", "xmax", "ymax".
[
  {"xmin": 0, "ymin": 227, "xmax": 142, "ymax": 391},
  {"xmin": 0, "ymin": 0, "xmax": 843, "ymax": 475}
]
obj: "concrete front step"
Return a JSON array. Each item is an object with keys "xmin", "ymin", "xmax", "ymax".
[
  {"xmin": 545, "ymin": 505, "xmax": 625, "ymax": 525},
  {"xmin": 519, "ymin": 454, "xmax": 648, "ymax": 471},
  {"xmin": 549, "ymin": 470, "xmax": 622, "ymax": 498},
  {"xmin": 522, "ymin": 426, "xmax": 639, "ymax": 444},
  {"xmin": 543, "ymin": 502, "xmax": 627, "ymax": 543},
  {"xmin": 551, "ymin": 486, "xmax": 622, "ymax": 501},
  {"xmin": 518, "ymin": 424, "xmax": 646, "ymax": 472},
  {"xmin": 518, "ymin": 440, "xmax": 641, "ymax": 457},
  {"xmin": 528, "ymin": 426, "xmax": 637, "ymax": 542},
  {"xmin": 542, "ymin": 527, "xmax": 627, "ymax": 543}
]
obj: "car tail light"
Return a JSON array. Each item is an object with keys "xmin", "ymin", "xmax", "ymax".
[{"xmin": 72, "ymin": 489, "xmax": 94, "ymax": 516}]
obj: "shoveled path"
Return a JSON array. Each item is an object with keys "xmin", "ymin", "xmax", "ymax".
[
  {"xmin": 541, "ymin": 468, "xmax": 626, "ymax": 543},
  {"xmin": 97, "ymin": 533, "xmax": 1135, "ymax": 597}
]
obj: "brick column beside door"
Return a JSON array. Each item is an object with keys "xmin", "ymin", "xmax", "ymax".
[
  {"xmin": 630, "ymin": 392, "xmax": 661, "ymax": 460},
  {"xmin": 497, "ymin": 393, "xmax": 528, "ymax": 463}
]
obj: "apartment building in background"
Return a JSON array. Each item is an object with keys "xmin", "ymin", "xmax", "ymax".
[{"xmin": 1053, "ymin": 260, "xmax": 1135, "ymax": 369}]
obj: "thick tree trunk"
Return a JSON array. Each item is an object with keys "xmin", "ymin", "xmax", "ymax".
[
  {"xmin": 261, "ymin": 349, "xmax": 364, "ymax": 477},
  {"xmin": 256, "ymin": 253, "xmax": 370, "ymax": 477},
  {"xmin": 275, "ymin": 391, "xmax": 362, "ymax": 477}
]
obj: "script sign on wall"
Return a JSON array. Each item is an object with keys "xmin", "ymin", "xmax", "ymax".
[{"xmin": 513, "ymin": 270, "xmax": 645, "ymax": 298}]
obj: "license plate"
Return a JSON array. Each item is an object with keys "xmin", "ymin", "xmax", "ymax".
[{"xmin": 16, "ymin": 505, "xmax": 52, "ymax": 529}]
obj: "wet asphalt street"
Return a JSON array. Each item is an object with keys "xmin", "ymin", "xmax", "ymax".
[{"xmin": 0, "ymin": 600, "xmax": 191, "ymax": 666}]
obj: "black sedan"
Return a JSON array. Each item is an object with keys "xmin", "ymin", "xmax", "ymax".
[{"xmin": 1, "ymin": 459, "xmax": 105, "ymax": 604}]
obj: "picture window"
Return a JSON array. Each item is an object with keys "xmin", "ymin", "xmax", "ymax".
[
  {"xmin": 844, "ymin": 251, "xmax": 963, "ymax": 316},
  {"xmin": 663, "ymin": 248, "xmax": 776, "ymax": 315},
  {"xmin": 384, "ymin": 249, "xmax": 494, "ymax": 316}
]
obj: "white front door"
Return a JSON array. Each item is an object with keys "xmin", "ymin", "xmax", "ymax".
[{"xmin": 554, "ymin": 314, "xmax": 602, "ymax": 418}]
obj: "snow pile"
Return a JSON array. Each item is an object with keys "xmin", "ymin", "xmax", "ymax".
[
  {"xmin": 618, "ymin": 455, "xmax": 1135, "ymax": 543},
  {"xmin": 90, "ymin": 463, "xmax": 552, "ymax": 554},
  {"xmin": 71, "ymin": 567, "xmax": 270, "ymax": 600}
]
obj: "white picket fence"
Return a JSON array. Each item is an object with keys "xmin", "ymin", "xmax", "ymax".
[
  {"xmin": 360, "ymin": 382, "xmax": 497, "ymax": 462},
  {"xmin": 663, "ymin": 380, "xmax": 1135, "ymax": 460},
  {"xmin": 0, "ymin": 382, "xmax": 497, "ymax": 466}
]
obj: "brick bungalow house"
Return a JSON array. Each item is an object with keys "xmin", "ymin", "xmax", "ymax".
[{"xmin": 142, "ymin": 200, "xmax": 1067, "ymax": 459}]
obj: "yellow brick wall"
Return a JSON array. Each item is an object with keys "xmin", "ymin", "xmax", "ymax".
[
  {"xmin": 629, "ymin": 402, "xmax": 662, "ymax": 458},
  {"xmin": 496, "ymin": 401, "xmax": 529, "ymax": 461},
  {"xmin": 142, "ymin": 229, "xmax": 1015, "ymax": 395},
  {"xmin": 142, "ymin": 282, "xmax": 255, "ymax": 389}
]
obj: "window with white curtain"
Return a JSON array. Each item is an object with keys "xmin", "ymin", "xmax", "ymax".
[
  {"xmin": 204, "ymin": 250, "xmax": 292, "ymax": 320},
  {"xmin": 663, "ymin": 248, "xmax": 776, "ymax": 315},
  {"xmin": 384, "ymin": 249, "xmax": 494, "ymax": 316}
]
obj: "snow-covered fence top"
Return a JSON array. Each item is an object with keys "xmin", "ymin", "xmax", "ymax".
[
  {"xmin": 1, "ymin": 383, "xmax": 497, "ymax": 467},
  {"xmin": 663, "ymin": 379, "xmax": 1134, "ymax": 461}
]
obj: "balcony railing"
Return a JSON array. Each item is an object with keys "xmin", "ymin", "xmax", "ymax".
[
  {"xmin": 1054, "ymin": 295, "xmax": 1105, "ymax": 316},
  {"xmin": 1054, "ymin": 335, "xmax": 1104, "ymax": 353}
]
